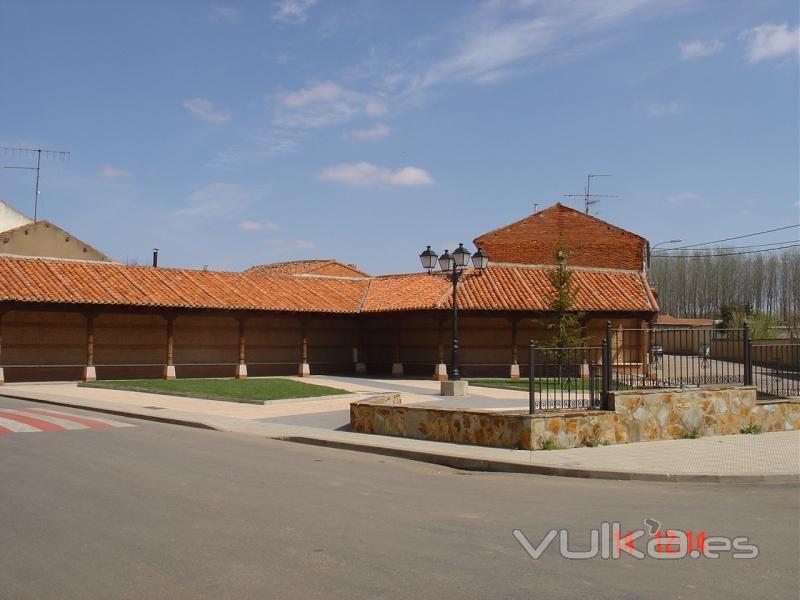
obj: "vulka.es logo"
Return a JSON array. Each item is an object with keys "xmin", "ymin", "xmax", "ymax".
[{"xmin": 513, "ymin": 519, "xmax": 759, "ymax": 560}]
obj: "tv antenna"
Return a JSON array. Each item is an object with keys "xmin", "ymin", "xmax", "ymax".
[
  {"xmin": 565, "ymin": 174, "xmax": 618, "ymax": 214},
  {"xmin": 1, "ymin": 146, "xmax": 70, "ymax": 222}
]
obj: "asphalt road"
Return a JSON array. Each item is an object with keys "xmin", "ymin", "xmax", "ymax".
[{"xmin": 0, "ymin": 396, "xmax": 798, "ymax": 600}]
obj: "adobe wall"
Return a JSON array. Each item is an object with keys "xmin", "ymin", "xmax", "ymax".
[
  {"xmin": 0, "ymin": 308, "xmax": 649, "ymax": 382},
  {"xmin": 0, "ymin": 221, "xmax": 110, "ymax": 261}
]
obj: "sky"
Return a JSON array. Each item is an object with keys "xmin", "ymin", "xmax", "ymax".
[{"xmin": 0, "ymin": 0, "xmax": 798, "ymax": 274}]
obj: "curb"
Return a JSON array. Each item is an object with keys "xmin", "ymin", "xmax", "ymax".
[{"xmin": 282, "ymin": 436, "xmax": 800, "ymax": 484}]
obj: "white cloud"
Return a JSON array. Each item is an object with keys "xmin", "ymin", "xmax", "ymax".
[
  {"xmin": 213, "ymin": 131, "xmax": 303, "ymax": 165},
  {"xmin": 386, "ymin": 0, "xmax": 697, "ymax": 100},
  {"xmin": 668, "ymin": 192, "xmax": 702, "ymax": 204},
  {"xmin": 264, "ymin": 238, "xmax": 315, "ymax": 250},
  {"xmin": 679, "ymin": 39, "xmax": 723, "ymax": 60},
  {"xmin": 176, "ymin": 182, "xmax": 270, "ymax": 218},
  {"xmin": 240, "ymin": 220, "xmax": 279, "ymax": 231},
  {"xmin": 101, "ymin": 165, "xmax": 131, "ymax": 178},
  {"xmin": 646, "ymin": 100, "xmax": 681, "ymax": 116},
  {"xmin": 210, "ymin": 5, "xmax": 239, "ymax": 22},
  {"xmin": 740, "ymin": 23, "xmax": 799, "ymax": 63},
  {"xmin": 182, "ymin": 98, "xmax": 232, "ymax": 123},
  {"xmin": 273, "ymin": 0, "xmax": 318, "ymax": 24},
  {"xmin": 273, "ymin": 81, "xmax": 387, "ymax": 128},
  {"xmin": 345, "ymin": 123, "xmax": 392, "ymax": 140},
  {"xmin": 318, "ymin": 162, "xmax": 434, "ymax": 187}
]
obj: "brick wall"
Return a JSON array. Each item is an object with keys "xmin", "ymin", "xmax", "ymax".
[{"xmin": 474, "ymin": 203, "xmax": 647, "ymax": 271}]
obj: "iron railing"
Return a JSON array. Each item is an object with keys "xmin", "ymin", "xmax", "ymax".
[{"xmin": 527, "ymin": 322, "xmax": 800, "ymax": 413}]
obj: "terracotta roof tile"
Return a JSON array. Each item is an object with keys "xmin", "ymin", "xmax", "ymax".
[
  {"xmin": 0, "ymin": 256, "xmax": 658, "ymax": 314},
  {"xmin": 246, "ymin": 259, "xmax": 368, "ymax": 277}
]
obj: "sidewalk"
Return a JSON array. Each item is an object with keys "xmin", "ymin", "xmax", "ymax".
[{"xmin": 1, "ymin": 381, "xmax": 798, "ymax": 483}]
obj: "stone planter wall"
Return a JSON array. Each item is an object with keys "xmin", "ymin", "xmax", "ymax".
[{"xmin": 350, "ymin": 386, "xmax": 800, "ymax": 450}]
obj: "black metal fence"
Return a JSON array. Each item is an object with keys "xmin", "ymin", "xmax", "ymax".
[
  {"xmin": 528, "ymin": 322, "xmax": 800, "ymax": 412},
  {"xmin": 528, "ymin": 346, "xmax": 603, "ymax": 411}
]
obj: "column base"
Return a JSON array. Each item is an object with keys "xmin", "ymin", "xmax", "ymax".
[
  {"xmin": 510, "ymin": 363, "xmax": 520, "ymax": 380},
  {"xmin": 83, "ymin": 366, "xmax": 97, "ymax": 382},
  {"xmin": 432, "ymin": 363, "xmax": 448, "ymax": 381},
  {"xmin": 440, "ymin": 380, "xmax": 468, "ymax": 396},
  {"xmin": 355, "ymin": 362, "xmax": 367, "ymax": 375},
  {"xmin": 391, "ymin": 362, "xmax": 404, "ymax": 377},
  {"xmin": 163, "ymin": 365, "xmax": 176, "ymax": 380},
  {"xmin": 298, "ymin": 362, "xmax": 311, "ymax": 377},
  {"xmin": 0, "ymin": 367, "xmax": 4, "ymax": 385},
  {"xmin": 235, "ymin": 363, "xmax": 248, "ymax": 379}
]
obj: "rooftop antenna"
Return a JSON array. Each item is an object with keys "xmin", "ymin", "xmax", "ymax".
[
  {"xmin": 1, "ymin": 146, "xmax": 70, "ymax": 222},
  {"xmin": 565, "ymin": 174, "xmax": 618, "ymax": 214}
]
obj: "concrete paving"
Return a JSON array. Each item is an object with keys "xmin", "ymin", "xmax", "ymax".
[
  {"xmin": 2, "ymin": 395, "xmax": 797, "ymax": 600},
  {"xmin": 1, "ymin": 379, "xmax": 798, "ymax": 483}
]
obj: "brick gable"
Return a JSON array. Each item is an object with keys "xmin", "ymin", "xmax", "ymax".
[{"xmin": 473, "ymin": 203, "xmax": 647, "ymax": 271}]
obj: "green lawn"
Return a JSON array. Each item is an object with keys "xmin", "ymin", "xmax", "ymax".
[
  {"xmin": 83, "ymin": 378, "xmax": 348, "ymax": 404},
  {"xmin": 468, "ymin": 378, "xmax": 601, "ymax": 392}
]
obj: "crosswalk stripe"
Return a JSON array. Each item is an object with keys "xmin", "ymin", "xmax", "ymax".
[
  {"xmin": 0, "ymin": 415, "xmax": 45, "ymax": 433},
  {"xmin": 0, "ymin": 409, "xmax": 91, "ymax": 431},
  {"xmin": 20, "ymin": 407, "xmax": 135, "ymax": 428},
  {"xmin": 0, "ymin": 411, "xmax": 72, "ymax": 432}
]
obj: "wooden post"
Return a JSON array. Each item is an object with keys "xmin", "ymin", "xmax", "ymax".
[
  {"xmin": 391, "ymin": 318, "xmax": 403, "ymax": 376},
  {"xmin": 0, "ymin": 311, "xmax": 5, "ymax": 385},
  {"xmin": 509, "ymin": 317, "xmax": 520, "ymax": 380},
  {"xmin": 355, "ymin": 318, "xmax": 366, "ymax": 374},
  {"xmin": 164, "ymin": 315, "xmax": 176, "ymax": 380},
  {"xmin": 235, "ymin": 317, "xmax": 248, "ymax": 379},
  {"xmin": 433, "ymin": 315, "xmax": 448, "ymax": 381},
  {"xmin": 83, "ymin": 313, "xmax": 96, "ymax": 382},
  {"xmin": 299, "ymin": 319, "xmax": 310, "ymax": 377}
]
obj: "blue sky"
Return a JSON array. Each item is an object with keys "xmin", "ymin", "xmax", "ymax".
[{"xmin": 1, "ymin": 0, "xmax": 798, "ymax": 273}]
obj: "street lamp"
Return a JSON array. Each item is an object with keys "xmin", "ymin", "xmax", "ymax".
[
  {"xmin": 419, "ymin": 243, "xmax": 490, "ymax": 386},
  {"xmin": 647, "ymin": 239, "xmax": 682, "ymax": 270}
]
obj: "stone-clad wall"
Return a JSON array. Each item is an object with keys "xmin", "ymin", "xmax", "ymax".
[{"xmin": 350, "ymin": 386, "xmax": 800, "ymax": 450}]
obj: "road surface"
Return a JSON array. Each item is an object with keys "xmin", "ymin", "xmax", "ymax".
[{"xmin": 0, "ymin": 397, "xmax": 797, "ymax": 599}]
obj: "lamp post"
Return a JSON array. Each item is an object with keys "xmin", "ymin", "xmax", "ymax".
[
  {"xmin": 647, "ymin": 239, "xmax": 682, "ymax": 270},
  {"xmin": 419, "ymin": 243, "xmax": 489, "ymax": 393}
]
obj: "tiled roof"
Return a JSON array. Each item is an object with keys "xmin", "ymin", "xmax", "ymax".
[
  {"xmin": 0, "ymin": 256, "xmax": 366, "ymax": 313},
  {"xmin": 473, "ymin": 203, "xmax": 647, "ymax": 271},
  {"xmin": 0, "ymin": 256, "xmax": 658, "ymax": 314},
  {"xmin": 246, "ymin": 259, "xmax": 368, "ymax": 277},
  {"xmin": 361, "ymin": 267, "xmax": 658, "ymax": 313}
]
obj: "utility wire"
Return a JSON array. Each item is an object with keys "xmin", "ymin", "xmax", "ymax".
[
  {"xmin": 657, "ymin": 239, "xmax": 800, "ymax": 252},
  {"xmin": 651, "ymin": 243, "xmax": 800, "ymax": 258},
  {"xmin": 653, "ymin": 224, "xmax": 800, "ymax": 252}
]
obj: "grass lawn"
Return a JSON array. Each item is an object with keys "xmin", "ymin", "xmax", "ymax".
[
  {"xmin": 83, "ymin": 378, "xmax": 348, "ymax": 404},
  {"xmin": 468, "ymin": 378, "xmax": 601, "ymax": 392}
]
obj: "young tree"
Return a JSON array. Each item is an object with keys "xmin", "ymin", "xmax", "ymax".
[{"xmin": 546, "ymin": 247, "xmax": 586, "ymax": 347}]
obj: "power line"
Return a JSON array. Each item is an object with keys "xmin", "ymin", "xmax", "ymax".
[
  {"xmin": 651, "ymin": 243, "xmax": 800, "ymax": 258},
  {"xmin": 657, "ymin": 239, "xmax": 800, "ymax": 252},
  {"xmin": 655, "ymin": 224, "xmax": 800, "ymax": 251}
]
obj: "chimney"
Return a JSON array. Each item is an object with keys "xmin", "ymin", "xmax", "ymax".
[{"xmin": 152, "ymin": 248, "xmax": 159, "ymax": 268}]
